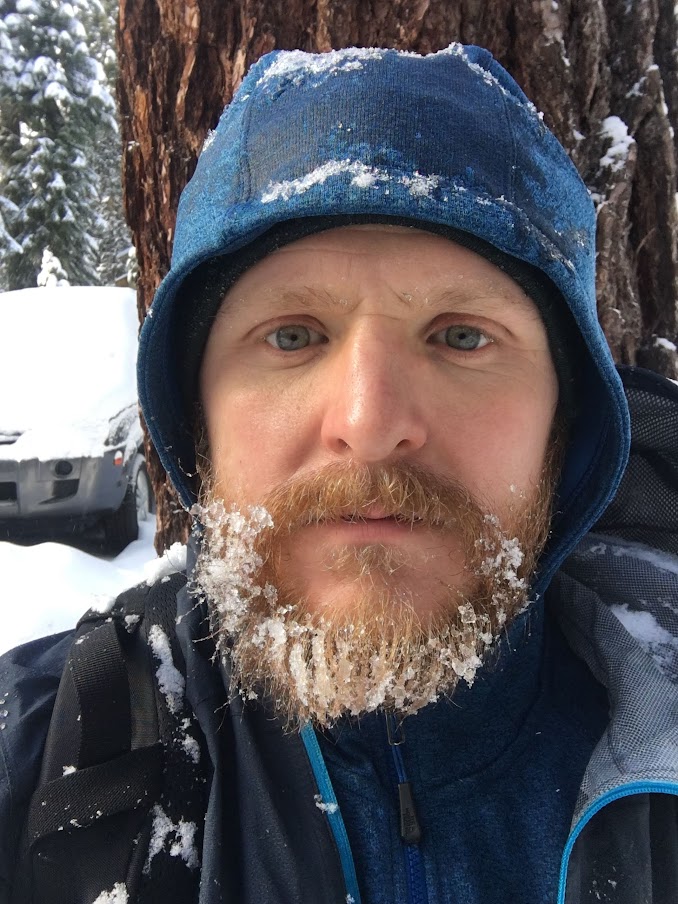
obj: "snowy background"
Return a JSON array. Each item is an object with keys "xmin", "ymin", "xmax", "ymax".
[
  {"xmin": 0, "ymin": 0, "xmax": 151, "ymax": 657},
  {"xmin": 0, "ymin": 517, "xmax": 164, "ymax": 655},
  {"xmin": 0, "ymin": 285, "xmax": 172, "ymax": 657},
  {"xmin": 0, "ymin": 287, "xmax": 139, "ymax": 458}
]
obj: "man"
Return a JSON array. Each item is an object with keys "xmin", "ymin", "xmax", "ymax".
[{"xmin": 2, "ymin": 43, "xmax": 678, "ymax": 904}]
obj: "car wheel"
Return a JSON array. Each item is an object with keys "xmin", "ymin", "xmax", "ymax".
[
  {"xmin": 135, "ymin": 460, "xmax": 152, "ymax": 522},
  {"xmin": 103, "ymin": 454, "xmax": 148, "ymax": 554}
]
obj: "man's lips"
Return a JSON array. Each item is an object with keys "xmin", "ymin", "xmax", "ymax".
[
  {"xmin": 338, "ymin": 506, "xmax": 422, "ymax": 524},
  {"xmin": 317, "ymin": 508, "xmax": 425, "ymax": 542}
]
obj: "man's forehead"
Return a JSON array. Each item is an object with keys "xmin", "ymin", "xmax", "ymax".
[{"xmin": 218, "ymin": 225, "xmax": 539, "ymax": 318}]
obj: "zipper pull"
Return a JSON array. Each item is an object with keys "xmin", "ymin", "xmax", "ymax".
[
  {"xmin": 385, "ymin": 711, "xmax": 422, "ymax": 844},
  {"xmin": 398, "ymin": 781, "xmax": 422, "ymax": 844}
]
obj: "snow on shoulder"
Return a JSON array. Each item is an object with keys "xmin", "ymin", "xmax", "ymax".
[
  {"xmin": 143, "ymin": 541, "xmax": 187, "ymax": 586},
  {"xmin": 91, "ymin": 884, "xmax": 128, "ymax": 904},
  {"xmin": 144, "ymin": 804, "xmax": 199, "ymax": 874},
  {"xmin": 148, "ymin": 623, "xmax": 185, "ymax": 715},
  {"xmin": 611, "ymin": 603, "xmax": 678, "ymax": 678}
]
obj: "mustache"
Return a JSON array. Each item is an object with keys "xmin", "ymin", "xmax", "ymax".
[{"xmin": 256, "ymin": 460, "xmax": 488, "ymax": 537}]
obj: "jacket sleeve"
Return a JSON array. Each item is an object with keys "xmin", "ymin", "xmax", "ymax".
[{"xmin": 0, "ymin": 631, "xmax": 74, "ymax": 903}]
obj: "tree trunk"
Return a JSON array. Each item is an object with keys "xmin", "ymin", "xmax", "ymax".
[{"xmin": 117, "ymin": 0, "xmax": 678, "ymax": 553}]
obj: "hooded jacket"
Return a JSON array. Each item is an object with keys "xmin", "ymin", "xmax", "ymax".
[
  {"xmin": 1, "ymin": 45, "xmax": 677, "ymax": 904},
  {"xmin": 137, "ymin": 43, "xmax": 631, "ymax": 578}
]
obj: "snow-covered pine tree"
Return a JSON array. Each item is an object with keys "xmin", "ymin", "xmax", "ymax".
[
  {"xmin": 0, "ymin": 194, "xmax": 20, "ymax": 255},
  {"xmin": 84, "ymin": 0, "xmax": 134, "ymax": 286},
  {"xmin": 0, "ymin": 0, "xmax": 117, "ymax": 289}
]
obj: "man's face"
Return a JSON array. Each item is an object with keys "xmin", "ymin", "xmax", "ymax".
[{"xmin": 197, "ymin": 225, "xmax": 560, "ymax": 724}]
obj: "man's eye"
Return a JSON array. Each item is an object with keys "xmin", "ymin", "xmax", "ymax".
[
  {"xmin": 264, "ymin": 325, "xmax": 325, "ymax": 351},
  {"xmin": 433, "ymin": 325, "xmax": 491, "ymax": 351}
]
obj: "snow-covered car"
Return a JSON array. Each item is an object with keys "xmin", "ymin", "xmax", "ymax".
[{"xmin": 0, "ymin": 286, "xmax": 153, "ymax": 552}]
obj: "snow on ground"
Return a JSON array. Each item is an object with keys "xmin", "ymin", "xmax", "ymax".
[{"xmin": 0, "ymin": 517, "xmax": 185, "ymax": 656}]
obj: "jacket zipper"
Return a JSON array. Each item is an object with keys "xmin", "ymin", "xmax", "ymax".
[{"xmin": 387, "ymin": 713, "xmax": 429, "ymax": 904}]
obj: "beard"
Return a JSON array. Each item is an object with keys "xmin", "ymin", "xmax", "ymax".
[{"xmin": 191, "ymin": 444, "xmax": 562, "ymax": 730}]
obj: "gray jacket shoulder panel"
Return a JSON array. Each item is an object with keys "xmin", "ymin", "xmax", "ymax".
[
  {"xmin": 552, "ymin": 368, "xmax": 678, "ymax": 818},
  {"xmin": 552, "ymin": 539, "xmax": 678, "ymax": 818}
]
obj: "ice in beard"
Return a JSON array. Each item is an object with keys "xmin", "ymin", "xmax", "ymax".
[{"xmin": 190, "ymin": 489, "xmax": 536, "ymax": 728}]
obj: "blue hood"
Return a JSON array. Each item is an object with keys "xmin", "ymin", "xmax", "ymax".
[{"xmin": 139, "ymin": 43, "xmax": 630, "ymax": 590}]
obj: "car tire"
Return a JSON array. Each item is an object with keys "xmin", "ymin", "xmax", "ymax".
[
  {"xmin": 103, "ymin": 455, "xmax": 150, "ymax": 554},
  {"xmin": 134, "ymin": 457, "xmax": 152, "ymax": 522}
]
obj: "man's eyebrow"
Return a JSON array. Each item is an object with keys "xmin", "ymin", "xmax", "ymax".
[
  {"xmin": 219, "ymin": 285, "xmax": 340, "ymax": 318},
  {"xmin": 221, "ymin": 282, "xmax": 533, "ymax": 317},
  {"xmin": 427, "ymin": 285, "xmax": 536, "ymax": 312},
  {"xmin": 278, "ymin": 286, "xmax": 354, "ymax": 310}
]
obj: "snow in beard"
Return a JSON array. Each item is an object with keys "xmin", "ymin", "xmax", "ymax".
[{"xmin": 190, "ymin": 498, "xmax": 534, "ymax": 728}]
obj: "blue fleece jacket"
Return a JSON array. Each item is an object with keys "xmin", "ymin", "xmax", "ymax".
[{"xmin": 318, "ymin": 603, "xmax": 608, "ymax": 903}]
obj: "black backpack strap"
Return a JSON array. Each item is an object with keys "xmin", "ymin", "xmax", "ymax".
[
  {"xmin": 135, "ymin": 574, "xmax": 208, "ymax": 904},
  {"xmin": 34, "ymin": 582, "xmax": 155, "ymax": 788},
  {"xmin": 23, "ymin": 746, "xmax": 163, "ymax": 841},
  {"xmin": 70, "ymin": 620, "xmax": 131, "ymax": 764},
  {"xmin": 11, "ymin": 572, "xmax": 204, "ymax": 904}
]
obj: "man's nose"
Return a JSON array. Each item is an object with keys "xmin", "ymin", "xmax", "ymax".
[{"xmin": 319, "ymin": 323, "xmax": 428, "ymax": 462}]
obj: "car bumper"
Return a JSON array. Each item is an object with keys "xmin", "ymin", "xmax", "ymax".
[{"xmin": 0, "ymin": 450, "xmax": 130, "ymax": 523}]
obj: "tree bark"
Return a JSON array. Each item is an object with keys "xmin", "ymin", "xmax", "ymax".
[{"xmin": 117, "ymin": 0, "xmax": 678, "ymax": 553}]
